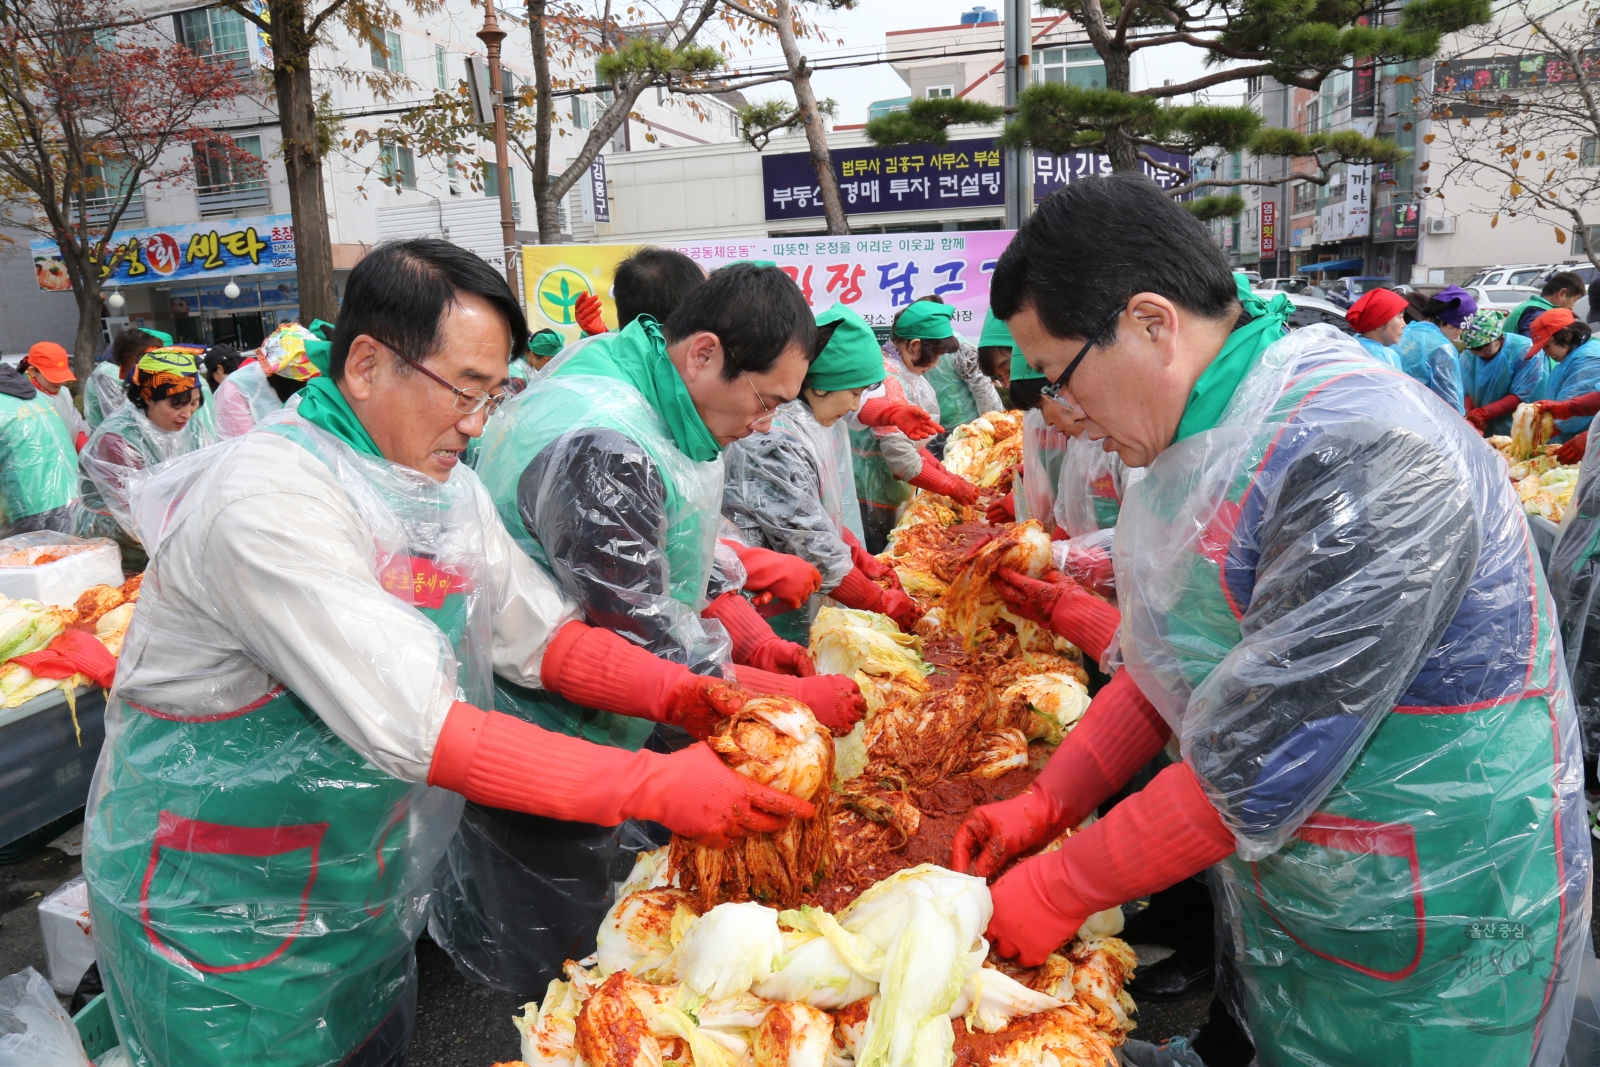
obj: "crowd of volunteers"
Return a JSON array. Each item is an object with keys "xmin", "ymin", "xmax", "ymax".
[{"xmin": 0, "ymin": 169, "xmax": 1590, "ymax": 1067}]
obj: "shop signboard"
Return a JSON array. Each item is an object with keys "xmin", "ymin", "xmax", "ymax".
[
  {"xmin": 523, "ymin": 230, "xmax": 1015, "ymax": 341},
  {"xmin": 1318, "ymin": 166, "xmax": 1372, "ymax": 243},
  {"xmin": 761, "ymin": 138, "xmax": 1004, "ymax": 221},
  {"xmin": 30, "ymin": 213, "xmax": 294, "ymax": 292},
  {"xmin": 259, "ymin": 277, "xmax": 300, "ymax": 307},
  {"xmin": 1032, "ymin": 147, "xmax": 1191, "ymax": 200},
  {"xmin": 1260, "ymin": 201, "xmax": 1277, "ymax": 256},
  {"xmin": 1374, "ymin": 203, "xmax": 1420, "ymax": 241},
  {"xmin": 199, "ymin": 282, "xmax": 260, "ymax": 311},
  {"xmin": 589, "ymin": 155, "xmax": 610, "ymax": 224}
]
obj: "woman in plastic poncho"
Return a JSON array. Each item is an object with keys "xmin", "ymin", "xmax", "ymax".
[
  {"xmin": 1344, "ymin": 287, "xmax": 1407, "ymax": 369},
  {"xmin": 955, "ymin": 173, "xmax": 1594, "ymax": 1067},
  {"xmin": 1549, "ymin": 422, "xmax": 1600, "ymax": 843},
  {"xmin": 213, "ymin": 322, "xmax": 328, "ymax": 437},
  {"xmin": 85, "ymin": 326, "xmax": 166, "ymax": 430},
  {"xmin": 1528, "ymin": 311, "xmax": 1600, "ymax": 460},
  {"xmin": 923, "ymin": 306, "xmax": 1005, "ymax": 431},
  {"xmin": 723, "ymin": 303, "xmax": 921, "ymax": 640},
  {"xmin": 1392, "ymin": 284, "xmax": 1474, "ymax": 413},
  {"xmin": 0, "ymin": 357, "xmax": 78, "ymax": 537},
  {"xmin": 76, "ymin": 347, "xmax": 218, "ymax": 569},
  {"xmin": 1457, "ymin": 309, "xmax": 1541, "ymax": 437}
]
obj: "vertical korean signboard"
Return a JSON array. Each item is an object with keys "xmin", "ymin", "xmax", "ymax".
[
  {"xmin": 589, "ymin": 155, "xmax": 610, "ymax": 224},
  {"xmin": 1260, "ymin": 201, "xmax": 1277, "ymax": 257}
]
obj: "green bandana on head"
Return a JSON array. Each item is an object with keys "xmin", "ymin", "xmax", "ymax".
[
  {"xmin": 807, "ymin": 304, "xmax": 886, "ymax": 392},
  {"xmin": 136, "ymin": 346, "xmax": 197, "ymax": 377},
  {"xmin": 138, "ymin": 328, "xmax": 174, "ymax": 348},
  {"xmin": 1459, "ymin": 309, "xmax": 1508, "ymax": 349},
  {"xmin": 978, "ymin": 310, "xmax": 1014, "ymax": 349},
  {"xmin": 529, "ymin": 329, "xmax": 565, "ymax": 358},
  {"xmin": 894, "ymin": 301, "xmax": 956, "ymax": 341},
  {"xmin": 1010, "ymin": 346, "xmax": 1045, "ymax": 382}
]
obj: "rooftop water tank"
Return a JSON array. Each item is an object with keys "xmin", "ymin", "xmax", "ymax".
[{"xmin": 960, "ymin": 6, "xmax": 999, "ymax": 24}]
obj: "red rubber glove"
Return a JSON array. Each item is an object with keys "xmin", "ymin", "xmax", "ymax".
[
  {"xmin": 908, "ymin": 449, "xmax": 979, "ymax": 506},
  {"xmin": 992, "ymin": 566, "xmax": 1121, "ymax": 664},
  {"xmin": 12, "ymin": 629, "xmax": 117, "ymax": 688},
  {"xmin": 1559, "ymin": 431, "xmax": 1589, "ymax": 465},
  {"xmin": 574, "ymin": 291, "xmax": 608, "ymax": 336},
  {"xmin": 429, "ymin": 703, "xmax": 813, "ymax": 848},
  {"xmin": 856, "ymin": 398, "xmax": 942, "ymax": 439},
  {"xmin": 721, "ymin": 540, "xmax": 823, "ymax": 612},
  {"xmin": 703, "ymin": 591, "xmax": 815, "ymax": 677},
  {"xmin": 986, "ymin": 763, "xmax": 1235, "ymax": 965},
  {"xmin": 540, "ymin": 620, "xmax": 745, "ymax": 739},
  {"xmin": 1537, "ymin": 393, "xmax": 1600, "ymax": 422},
  {"xmin": 840, "ymin": 528, "xmax": 899, "ymax": 588},
  {"xmin": 732, "ymin": 666, "xmax": 865, "ymax": 735},
  {"xmin": 952, "ymin": 669, "xmax": 1169, "ymax": 878},
  {"xmin": 831, "ymin": 568, "xmax": 921, "ymax": 631},
  {"xmin": 1465, "ymin": 393, "xmax": 1520, "ymax": 431},
  {"xmin": 74, "ymin": 431, "xmax": 88, "ymax": 452},
  {"xmin": 1056, "ymin": 540, "xmax": 1116, "ymax": 599},
  {"xmin": 986, "ymin": 493, "xmax": 1016, "ymax": 525}
]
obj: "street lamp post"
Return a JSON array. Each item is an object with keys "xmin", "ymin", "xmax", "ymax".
[{"xmin": 477, "ymin": 2, "xmax": 519, "ymax": 297}]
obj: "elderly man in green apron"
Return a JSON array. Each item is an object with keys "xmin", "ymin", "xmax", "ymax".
[
  {"xmin": 448, "ymin": 263, "xmax": 867, "ymax": 997},
  {"xmin": 82, "ymin": 240, "xmax": 813, "ymax": 1067},
  {"xmin": 955, "ymin": 175, "xmax": 1594, "ymax": 1067}
]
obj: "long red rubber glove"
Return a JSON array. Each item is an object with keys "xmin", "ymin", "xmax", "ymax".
[
  {"xmin": 1537, "ymin": 392, "xmax": 1600, "ymax": 421},
  {"xmin": 840, "ymin": 528, "xmax": 900, "ymax": 588},
  {"xmin": 574, "ymin": 292, "xmax": 608, "ymax": 336},
  {"xmin": 831, "ymin": 568, "xmax": 921, "ymax": 631},
  {"xmin": 1465, "ymin": 393, "xmax": 1520, "ymax": 431},
  {"xmin": 951, "ymin": 669, "xmax": 1170, "ymax": 878},
  {"xmin": 1560, "ymin": 431, "xmax": 1589, "ymax": 465},
  {"xmin": 12, "ymin": 629, "xmax": 117, "ymax": 688},
  {"xmin": 987, "ymin": 493, "xmax": 1016, "ymax": 525},
  {"xmin": 732, "ymin": 665, "xmax": 866, "ymax": 735},
  {"xmin": 540, "ymin": 620, "xmax": 745, "ymax": 739},
  {"xmin": 429, "ymin": 703, "xmax": 812, "ymax": 848},
  {"xmin": 992, "ymin": 566, "xmax": 1120, "ymax": 665},
  {"xmin": 720, "ymin": 540, "xmax": 822, "ymax": 612},
  {"xmin": 1055, "ymin": 541, "xmax": 1116, "ymax": 599},
  {"xmin": 986, "ymin": 762, "xmax": 1235, "ymax": 965},
  {"xmin": 703, "ymin": 591, "xmax": 815, "ymax": 677},
  {"xmin": 908, "ymin": 449, "xmax": 980, "ymax": 505},
  {"xmin": 856, "ymin": 398, "xmax": 942, "ymax": 439}
]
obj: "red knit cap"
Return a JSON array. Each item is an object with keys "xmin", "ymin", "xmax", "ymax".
[{"xmin": 1346, "ymin": 288, "xmax": 1409, "ymax": 334}]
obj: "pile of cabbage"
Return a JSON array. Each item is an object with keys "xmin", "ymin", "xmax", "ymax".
[{"xmin": 515, "ymin": 859, "xmax": 1128, "ymax": 1067}]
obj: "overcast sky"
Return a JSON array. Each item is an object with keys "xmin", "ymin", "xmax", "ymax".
[{"xmin": 714, "ymin": 2, "xmax": 1234, "ymax": 126}]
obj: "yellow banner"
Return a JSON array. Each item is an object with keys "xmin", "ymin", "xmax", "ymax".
[{"xmin": 521, "ymin": 244, "xmax": 640, "ymax": 343}]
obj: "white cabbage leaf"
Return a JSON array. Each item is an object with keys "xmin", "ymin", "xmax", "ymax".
[{"xmin": 675, "ymin": 901, "xmax": 785, "ymax": 1000}]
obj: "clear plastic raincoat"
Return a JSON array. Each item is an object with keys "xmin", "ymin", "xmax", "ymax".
[
  {"xmin": 212, "ymin": 360, "xmax": 283, "ymax": 438},
  {"xmin": 83, "ymin": 361, "xmax": 125, "ymax": 430},
  {"xmin": 75, "ymin": 397, "xmax": 218, "ymax": 559},
  {"xmin": 924, "ymin": 336, "xmax": 1003, "ymax": 431},
  {"xmin": 0, "ymin": 370, "xmax": 77, "ymax": 536},
  {"xmin": 1460, "ymin": 332, "xmax": 1540, "ymax": 436},
  {"xmin": 1393, "ymin": 320, "xmax": 1466, "ymax": 413},
  {"xmin": 1017, "ymin": 407, "xmax": 1070, "ymax": 526},
  {"xmin": 1114, "ymin": 324, "xmax": 1591, "ymax": 1066},
  {"xmin": 849, "ymin": 345, "xmax": 939, "ymax": 550},
  {"xmin": 1354, "ymin": 336, "xmax": 1401, "ymax": 370},
  {"xmin": 1532, "ymin": 339, "xmax": 1600, "ymax": 440},
  {"xmin": 82, "ymin": 405, "xmax": 580, "ymax": 1067},
  {"xmin": 441, "ymin": 318, "xmax": 732, "ymax": 994},
  {"xmin": 1549, "ymin": 410, "xmax": 1600, "ymax": 766},
  {"xmin": 1055, "ymin": 431, "xmax": 1139, "ymax": 539}
]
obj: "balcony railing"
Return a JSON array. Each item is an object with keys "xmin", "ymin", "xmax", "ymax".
[
  {"xmin": 195, "ymin": 179, "xmax": 269, "ymax": 216},
  {"xmin": 74, "ymin": 192, "xmax": 145, "ymax": 227}
]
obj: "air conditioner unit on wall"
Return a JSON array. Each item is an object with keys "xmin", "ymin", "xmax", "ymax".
[{"xmin": 1427, "ymin": 216, "xmax": 1456, "ymax": 235}]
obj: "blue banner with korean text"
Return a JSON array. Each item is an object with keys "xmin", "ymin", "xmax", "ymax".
[
  {"xmin": 761, "ymin": 138, "xmax": 1005, "ymax": 222},
  {"xmin": 30, "ymin": 213, "xmax": 295, "ymax": 292}
]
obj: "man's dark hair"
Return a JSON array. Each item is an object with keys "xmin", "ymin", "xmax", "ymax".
[
  {"xmin": 1008, "ymin": 375, "xmax": 1047, "ymax": 411},
  {"xmin": 615, "ymin": 246, "xmax": 706, "ymax": 328},
  {"xmin": 111, "ymin": 326, "xmax": 160, "ymax": 372},
  {"xmin": 1544, "ymin": 270, "xmax": 1586, "ymax": 298},
  {"xmin": 330, "ymin": 238, "xmax": 528, "ymax": 380},
  {"xmin": 663, "ymin": 263, "xmax": 817, "ymax": 381},
  {"xmin": 991, "ymin": 173, "xmax": 1237, "ymax": 343},
  {"xmin": 1553, "ymin": 321, "xmax": 1593, "ymax": 350},
  {"xmin": 1403, "ymin": 292, "xmax": 1431, "ymax": 322}
]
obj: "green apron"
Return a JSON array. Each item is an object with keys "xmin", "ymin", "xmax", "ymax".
[
  {"xmin": 1123, "ymin": 349, "xmax": 1570, "ymax": 1065},
  {"xmin": 0, "ymin": 390, "xmax": 77, "ymax": 528},
  {"xmin": 85, "ymin": 419, "xmax": 485, "ymax": 1067}
]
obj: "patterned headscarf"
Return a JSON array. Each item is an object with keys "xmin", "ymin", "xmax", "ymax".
[
  {"xmin": 130, "ymin": 347, "xmax": 201, "ymax": 404},
  {"xmin": 257, "ymin": 322, "xmax": 326, "ymax": 381},
  {"xmin": 1458, "ymin": 309, "xmax": 1508, "ymax": 349}
]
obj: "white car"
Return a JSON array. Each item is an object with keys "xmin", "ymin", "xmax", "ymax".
[
  {"xmin": 1256, "ymin": 290, "xmax": 1356, "ymax": 334},
  {"xmin": 1465, "ymin": 284, "xmax": 1542, "ymax": 312},
  {"xmin": 1465, "ymin": 264, "xmax": 1562, "ymax": 289}
]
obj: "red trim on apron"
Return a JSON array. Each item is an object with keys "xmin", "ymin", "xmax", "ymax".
[{"xmin": 126, "ymin": 685, "xmax": 286, "ymax": 723}]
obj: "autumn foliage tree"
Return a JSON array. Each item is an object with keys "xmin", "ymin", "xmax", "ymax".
[{"xmin": 0, "ymin": 0, "xmax": 248, "ymax": 376}]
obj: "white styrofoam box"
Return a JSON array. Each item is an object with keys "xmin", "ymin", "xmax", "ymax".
[
  {"xmin": 0, "ymin": 543, "xmax": 121, "ymax": 608},
  {"xmin": 37, "ymin": 876, "xmax": 94, "ymax": 995}
]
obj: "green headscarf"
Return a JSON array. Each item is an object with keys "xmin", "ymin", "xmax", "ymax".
[
  {"xmin": 807, "ymin": 304, "xmax": 885, "ymax": 392},
  {"xmin": 1010, "ymin": 346, "xmax": 1045, "ymax": 382},
  {"xmin": 552, "ymin": 316, "xmax": 722, "ymax": 462},
  {"xmin": 296, "ymin": 376, "xmax": 382, "ymax": 458},
  {"xmin": 894, "ymin": 301, "xmax": 956, "ymax": 341},
  {"xmin": 304, "ymin": 319, "xmax": 336, "ymax": 374},
  {"xmin": 138, "ymin": 328, "xmax": 173, "ymax": 347},
  {"xmin": 529, "ymin": 329, "xmax": 565, "ymax": 358},
  {"xmin": 978, "ymin": 310, "xmax": 1014, "ymax": 349},
  {"xmin": 1173, "ymin": 276, "xmax": 1292, "ymax": 442}
]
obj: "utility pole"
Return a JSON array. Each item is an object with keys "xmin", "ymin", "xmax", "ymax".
[
  {"xmin": 478, "ymin": 2, "xmax": 519, "ymax": 296},
  {"xmin": 1002, "ymin": 0, "xmax": 1032, "ymax": 230}
]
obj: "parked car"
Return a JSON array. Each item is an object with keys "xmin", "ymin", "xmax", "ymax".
[
  {"xmin": 1465, "ymin": 284, "xmax": 1542, "ymax": 313},
  {"xmin": 1261, "ymin": 277, "xmax": 1327, "ymax": 297},
  {"xmin": 1234, "ymin": 270, "xmax": 1263, "ymax": 288},
  {"xmin": 1256, "ymin": 291, "xmax": 1357, "ymax": 334},
  {"xmin": 1324, "ymin": 276, "xmax": 1395, "ymax": 309},
  {"xmin": 1464, "ymin": 263, "xmax": 1563, "ymax": 289}
]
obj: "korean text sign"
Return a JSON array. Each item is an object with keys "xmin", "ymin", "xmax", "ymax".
[
  {"xmin": 522, "ymin": 230, "xmax": 1016, "ymax": 342},
  {"xmin": 30, "ymin": 213, "xmax": 295, "ymax": 292},
  {"xmin": 761, "ymin": 139, "xmax": 1004, "ymax": 221}
]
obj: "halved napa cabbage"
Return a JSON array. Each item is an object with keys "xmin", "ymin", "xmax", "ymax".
[{"xmin": 675, "ymin": 901, "xmax": 786, "ymax": 1000}]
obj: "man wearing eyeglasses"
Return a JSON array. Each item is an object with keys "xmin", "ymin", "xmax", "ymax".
[
  {"xmin": 82, "ymin": 241, "xmax": 817, "ymax": 1067},
  {"xmin": 445, "ymin": 262, "xmax": 869, "ymax": 996},
  {"xmin": 952, "ymin": 175, "xmax": 1593, "ymax": 1067}
]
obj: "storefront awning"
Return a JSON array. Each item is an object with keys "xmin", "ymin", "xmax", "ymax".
[{"xmin": 1299, "ymin": 258, "xmax": 1365, "ymax": 273}]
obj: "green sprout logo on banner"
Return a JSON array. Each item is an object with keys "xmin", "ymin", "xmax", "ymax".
[{"xmin": 536, "ymin": 268, "xmax": 592, "ymax": 325}]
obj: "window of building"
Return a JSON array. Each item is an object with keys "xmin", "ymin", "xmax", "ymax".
[
  {"xmin": 446, "ymin": 152, "xmax": 460, "ymax": 196},
  {"xmin": 1292, "ymin": 181, "xmax": 1317, "ymax": 216},
  {"xmin": 1305, "ymin": 99, "xmax": 1319, "ymax": 132},
  {"xmin": 176, "ymin": 6, "xmax": 251, "ymax": 77},
  {"xmin": 571, "ymin": 96, "xmax": 592, "ymax": 129},
  {"xmin": 195, "ymin": 134, "xmax": 264, "ymax": 191},
  {"xmin": 1031, "ymin": 46, "xmax": 1105, "ymax": 89},
  {"xmin": 379, "ymin": 143, "xmax": 415, "ymax": 189},
  {"xmin": 926, "ymin": 85, "xmax": 953, "ymax": 99},
  {"xmin": 370, "ymin": 29, "xmax": 403, "ymax": 73},
  {"xmin": 1583, "ymin": 136, "xmax": 1598, "ymax": 167},
  {"xmin": 435, "ymin": 44, "xmax": 447, "ymax": 90},
  {"xmin": 482, "ymin": 162, "xmax": 517, "ymax": 201}
]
